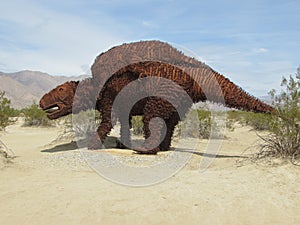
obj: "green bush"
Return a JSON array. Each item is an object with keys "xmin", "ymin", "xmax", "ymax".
[
  {"xmin": 244, "ymin": 112, "xmax": 272, "ymax": 131},
  {"xmin": 127, "ymin": 108, "xmax": 275, "ymax": 139},
  {"xmin": 174, "ymin": 109, "xmax": 218, "ymax": 139},
  {"xmin": 22, "ymin": 103, "xmax": 52, "ymax": 127},
  {"xmin": 196, "ymin": 109, "xmax": 212, "ymax": 138},
  {"xmin": 71, "ymin": 110, "xmax": 101, "ymax": 138},
  {"xmin": 259, "ymin": 67, "xmax": 300, "ymax": 160},
  {"xmin": 0, "ymin": 91, "xmax": 16, "ymax": 130},
  {"xmin": 131, "ymin": 116, "xmax": 144, "ymax": 135},
  {"xmin": 227, "ymin": 110, "xmax": 272, "ymax": 131},
  {"xmin": 131, "ymin": 110, "xmax": 213, "ymax": 138},
  {"xmin": 131, "ymin": 109, "xmax": 226, "ymax": 139}
]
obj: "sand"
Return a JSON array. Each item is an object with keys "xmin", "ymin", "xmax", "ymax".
[{"xmin": 0, "ymin": 119, "xmax": 299, "ymax": 225}]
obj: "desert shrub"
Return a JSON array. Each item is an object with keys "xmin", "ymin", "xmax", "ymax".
[
  {"xmin": 8, "ymin": 108, "xmax": 21, "ymax": 117},
  {"xmin": 71, "ymin": 110, "xmax": 101, "ymax": 139},
  {"xmin": 132, "ymin": 109, "xmax": 226, "ymax": 139},
  {"xmin": 0, "ymin": 140, "xmax": 14, "ymax": 166},
  {"xmin": 0, "ymin": 91, "xmax": 16, "ymax": 130},
  {"xmin": 176, "ymin": 109, "xmax": 223, "ymax": 139},
  {"xmin": 227, "ymin": 110, "xmax": 272, "ymax": 131},
  {"xmin": 22, "ymin": 103, "xmax": 52, "ymax": 127},
  {"xmin": 226, "ymin": 111, "xmax": 249, "ymax": 126},
  {"xmin": 129, "ymin": 107, "xmax": 273, "ymax": 139},
  {"xmin": 46, "ymin": 110, "xmax": 101, "ymax": 143},
  {"xmin": 259, "ymin": 67, "xmax": 300, "ymax": 161},
  {"xmin": 196, "ymin": 109, "xmax": 212, "ymax": 138},
  {"xmin": 243, "ymin": 112, "xmax": 272, "ymax": 131},
  {"xmin": 131, "ymin": 116, "xmax": 144, "ymax": 135}
]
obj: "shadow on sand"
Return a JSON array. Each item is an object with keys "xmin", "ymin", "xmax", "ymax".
[
  {"xmin": 41, "ymin": 141, "xmax": 79, "ymax": 153},
  {"xmin": 175, "ymin": 149, "xmax": 248, "ymax": 159},
  {"xmin": 41, "ymin": 136, "xmax": 118, "ymax": 153},
  {"xmin": 41, "ymin": 137, "xmax": 248, "ymax": 159}
]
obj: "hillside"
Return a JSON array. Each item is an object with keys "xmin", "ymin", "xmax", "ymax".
[{"xmin": 0, "ymin": 71, "xmax": 89, "ymax": 109}]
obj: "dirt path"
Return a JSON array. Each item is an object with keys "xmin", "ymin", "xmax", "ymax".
[{"xmin": 0, "ymin": 122, "xmax": 299, "ymax": 225}]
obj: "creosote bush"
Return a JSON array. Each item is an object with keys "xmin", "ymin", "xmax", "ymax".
[
  {"xmin": 227, "ymin": 110, "xmax": 272, "ymax": 131},
  {"xmin": 258, "ymin": 67, "xmax": 300, "ymax": 161},
  {"xmin": 131, "ymin": 109, "xmax": 222, "ymax": 139},
  {"xmin": 22, "ymin": 103, "xmax": 52, "ymax": 127},
  {"xmin": 131, "ymin": 116, "xmax": 143, "ymax": 135},
  {"xmin": 0, "ymin": 91, "xmax": 17, "ymax": 130},
  {"xmin": 71, "ymin": 110, "xmax": 101, "ymax": 139}
]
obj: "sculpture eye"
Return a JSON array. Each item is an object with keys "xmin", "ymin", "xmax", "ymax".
[{"xmin": 59, "ymin": 87, "xmax": 64, "ymax": 91}]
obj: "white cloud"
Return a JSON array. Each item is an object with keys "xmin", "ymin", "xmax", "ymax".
[
  {"xmin": 191, "ymin": 44, "xmax": 292, "ymax": 96},
  {"xmin": 142, "ymin": 21, "xmax": 153, "ymax": 27},
  {"xmin": 0, "ymin": 0, "xmax": 299, "ymax": 97},
  {"xmin": 0, "ymin": 0, "xmax": 123, "ymax": 75},
  {"xmin": 254, "ymin": 48, "xmax": 269, "ymax": 53}
]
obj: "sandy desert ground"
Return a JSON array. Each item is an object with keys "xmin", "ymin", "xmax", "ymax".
[{"xmin": 0, "ymin": 118, "xmax": 299, "ymax": 225}]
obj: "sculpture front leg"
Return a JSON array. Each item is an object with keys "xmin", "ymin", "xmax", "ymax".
[
  {"xmin": 134, "ymin": 115, "xmax": 164, "ymax": 155},
  {"xmin": 116, "ymin": 114, "xmax": 132, "ymax": 149}
]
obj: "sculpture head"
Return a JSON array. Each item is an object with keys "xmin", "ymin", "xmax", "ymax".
[{"xmin": 40, "ymin": 81, "xmax": 79, "ymax": 119}]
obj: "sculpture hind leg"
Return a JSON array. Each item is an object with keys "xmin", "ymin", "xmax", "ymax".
[
  {"xmin": 135, "ymin": 98, "xmax": 175, "ymax": 154},
  {"xmin": 136, "ymin": 114, "xmax": 164, "ymax": 154},
  {"xmin": 159, "ymin": 113, "xmax": 180, "ymax": 151},
  {"xmin": 116, "ymin": 114, "xmax": 132, "ymax": 149},
  {"xmin": 117, "ymin": 99, "xmax": 146, "ymax": 149}
]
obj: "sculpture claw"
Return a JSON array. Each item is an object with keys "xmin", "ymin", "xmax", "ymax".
[
  {"xmin": 134, "ymin": 147, "xmax": 159, "ymax": 155},
  {"xmin": 116, "ymin": 140, "xmax": 129, "ymax": 149},
  {"xmin": 88, "ymin": 135, "xmax": 105, "ymax": 150}
]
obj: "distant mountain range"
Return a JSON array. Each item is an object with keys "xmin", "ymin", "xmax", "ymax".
[{"xmin": 0, "ymin": 71, "xmax": 89, "ymax": 109}]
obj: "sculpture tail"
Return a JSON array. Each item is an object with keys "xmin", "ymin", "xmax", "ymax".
[
  {"xmin": 216, "ymin": 74, "xmax": 274, "ymax": 113},
  {"xmin": 187, "ymin": 66, "xmax": 274, "ymax": 113}
]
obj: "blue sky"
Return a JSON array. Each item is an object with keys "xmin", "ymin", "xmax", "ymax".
[{"xmin": 0, "ymin": 0, "xmax": 299, "ymax": 96}]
